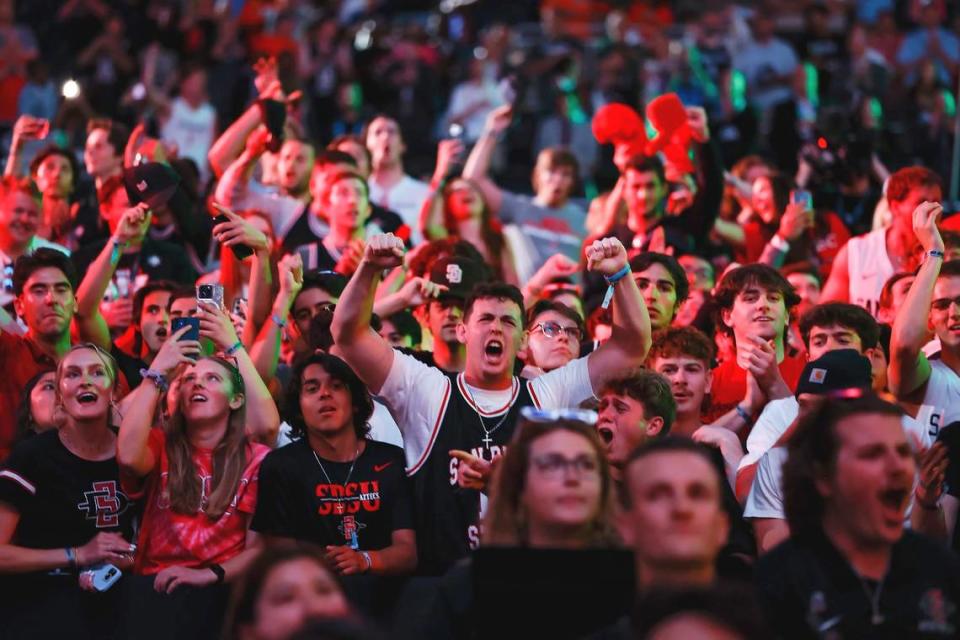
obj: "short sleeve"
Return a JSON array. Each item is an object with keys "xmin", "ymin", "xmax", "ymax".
[
  {"xmin": 741, "ymin": 397, "xmax": 799, "ymax": 470},
  {"xmin": 529, "ymin": 356, "xmax": 594, "ymax": 410},
  {"xmin": 743, "ymin": 449, "xmax": 786, "ymax": 519},
  {"xmin": 497, "ymin": 191, "xmax": 530, "ymax": 225},
  {"xmin": 120, "ymin": 428, "xmax": 164, "ymax": 499},
  {"xmin": 236, "ymin": 445, "xmax": 270, "ymax": 516},
  {"xmin": 376, "ymin": 351, "xmax": 451, "ymax": 468},
  {"xmin": 0, "ymin": 442, "xmax": 40, "ymax": 513}
]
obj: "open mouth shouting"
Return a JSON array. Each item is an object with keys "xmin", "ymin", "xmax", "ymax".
[
  {"xmin": 483, "ymin": 339, "xmax": 505, "ymax": 362},
  {"xmin": 190, "ymin": 392, "xmax": 208, "ymax": 404},
  {"xmin": 76, "ymin": 391, "xmax": 99, "ymax": 405},
  {"xmin": 878, "ymin": 485, "xmax": 910, "ymax": 523},
  {"xmin": 596, "ymin": 425, "xmax": 614, "ymax": 446}
]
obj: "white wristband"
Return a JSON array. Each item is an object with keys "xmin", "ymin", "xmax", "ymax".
[{"xmin": 769, "ymin": 234, "xmax": 790, "ymax": 252}]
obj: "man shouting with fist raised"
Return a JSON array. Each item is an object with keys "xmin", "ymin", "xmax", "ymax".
[{"xmin": 332, "ymin": 233, "xmax": 650, "ymax": 574}]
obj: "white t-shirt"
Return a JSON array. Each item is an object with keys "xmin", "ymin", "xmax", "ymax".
[
  {"xmin": 845, "ymin": 227, "xmax": 894, "ymax": 316},
  {"xmin": 368, "ymin": 175, "xmax": 430, "ymax": 245},
  {"xmin": 744, "ymin": 414, "xmax": 926, "ymax": 521},
  {"xmin": 376, "ymin": 350, "xmax": 595, "ymax": 471},
  {"xmin": 732, "ymin": 37, "xmax": 798, "ymax": 110},
  {"xmin": 916, "ymin": 359, "xmax": 960, "ymax": 442},
  {"xmin": 161, "ymin": 97, "xmax": 216, "ymax": 184},
  {"xmin": 740, "ymin": 396, "xmax": 799, "ymax": 470}
]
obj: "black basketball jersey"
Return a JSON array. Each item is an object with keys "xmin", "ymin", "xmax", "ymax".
[{"xmin": 409, "ymin": 372, "xmax": 541, "ymax": 575}]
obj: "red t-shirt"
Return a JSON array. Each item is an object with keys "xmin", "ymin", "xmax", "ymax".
[
  {"xmin": 0, "ymin": 332, "xmax": 57, "ymax": 461},
  {"xmin": 702, "ymin": 350, "xmax": 807, "ymax": 427},
  {"xmin": 124, "ymin": 429, "xmax": 270, "ymax": 575}
]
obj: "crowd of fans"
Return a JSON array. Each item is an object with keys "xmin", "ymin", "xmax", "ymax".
[{"xmin": 3, "ymin": 0, "xmax": 960, "ymax": 638}]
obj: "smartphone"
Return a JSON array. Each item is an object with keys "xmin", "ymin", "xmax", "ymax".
[
  {"xmin": 211, "ymin": 204, "xmax": 254, "ymax": 260},
  {"xmin": 85, "ymin": 563, "xmax": 122, "ymax": 592},
  {"xmin": 791, "ymin": 189, "xmax": 813, "ymax": 209},
  {"xmin": 196, "ymin": 283, "xmax": 224, "ymax": 310},
  {"xmin": 172, "ymin": 316, "xmax": 200, "ymax": 341}
]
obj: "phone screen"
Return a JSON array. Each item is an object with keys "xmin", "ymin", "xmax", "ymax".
[{"xmin": 171, "ymin": 317, "xmax": 200, "ymax": 341}]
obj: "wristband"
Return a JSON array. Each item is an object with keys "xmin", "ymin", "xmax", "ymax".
[
  {"xmin": 360, "ymin": 551, "xmax": 372, "ymax": 573},
  {"xmin": 735, "ymin": 404, "xmax": 752, "ymax": 424},
  {"xmin": 601, "ymin": 265, "xmax": 631, "ymax": 310},
  {"xmin": 65, "ymin": 546, "xmax": 77, "ymax": 570},
  {"xmin": 271, "ymin": 313, "xmax": 288, "ymax": 329},
  {"xmin": 139, "ymin": 368, "xmax": 169, "ymax": 392},
  {"xmin": 209, "ymin": 563, "xmax": 226, "ymax": 584},
  {"xmin": 225, "ymin": 340, "xmax": 244, "ymax": 356},
  {"xmin": 769, "ymin": 234, "xmax": 790, "ymax": 252},
  {"xmin": 928, "ymin": 249, "xmax": 945, "ymax": 260},
  {"xmin": 109, "ymin": 239, "xmax": 125, "ymax": 264}
]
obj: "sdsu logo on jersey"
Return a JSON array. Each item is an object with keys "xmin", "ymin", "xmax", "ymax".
[{"xmin": 77, "ymin": 480, "xmax": 131, "ymax": 528}]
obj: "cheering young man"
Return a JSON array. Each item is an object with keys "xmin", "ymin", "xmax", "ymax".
[{"xmin": 332, "ymin": 233, "xmax": 650, "ymax": 573}]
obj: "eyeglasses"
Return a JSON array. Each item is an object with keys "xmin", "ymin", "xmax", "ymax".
[
  {"xmin": 521, "ymin": 406, "xmax": 598, "ymax": 425},
  {"xmin": 532, "ymin": 321, "xmax": 583, "ymax": 342},
  {"xmin": 531, "ymin": 453, "xmax": 599, "ymax": 478}
]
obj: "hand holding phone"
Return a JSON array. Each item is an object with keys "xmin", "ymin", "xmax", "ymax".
[
  {"xmin": 211, "ymin": 204, "xmax": 255, "ymax": 260},
  {"xmin": 171, "ymin": 317, "xmax": 201, "ymax": 342}
]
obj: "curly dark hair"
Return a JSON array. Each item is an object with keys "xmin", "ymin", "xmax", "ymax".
[{"xmin": 284, "ymin": 353, "xmax": 373, "ymax": 440}]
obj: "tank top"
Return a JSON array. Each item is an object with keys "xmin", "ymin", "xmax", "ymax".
[
  {"xmin": 410, "ymin": 372, "xmax": 539, "ymax": 574},
  {"xmin": 845, "ymin": 227, "xmax": 894, "ymax": 316}
]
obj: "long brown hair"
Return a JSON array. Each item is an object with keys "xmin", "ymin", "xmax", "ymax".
[
  {"xmin": 442, "ymin": 178, "xmax": 506, "ymax": 279},
  {"xmin": 483, "ymin": 418, "xmax": 618, "ymax": 547},
  {"xmin": 165, "ymin": 356, "xmax": 249, "ymax": 520}
]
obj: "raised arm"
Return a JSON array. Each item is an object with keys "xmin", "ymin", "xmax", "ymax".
[
  {"xmin": 584, "ymin": 238, "xmax": 651, "ymax": 390},
  {"xmin": 213, "ymin": 127, "xmax": 270, "ymax": 210},
  {"xmin": 462, "ymin": 105, "xmax": 513, "ymax": 215},
  {"xmin": 75, "ymin": 204, "xmax": 151, "ymax": 350},
  {"xmin": 4, "ymin": 116, "xmax": 45, "ymax": 179},
  {"xmin": 210, "ymin": 204, "xmax": 275, "ymax": 345},
  {"xmin": 249, "ymin": 253, "xmax": 302, "ymax": 383},
  {"xmin": 117, "ymin": 327, "xmax": 200, "ymax": 476},
  {"xmin": 197, "ymin": 301, "xmax": 280, "ymax": 445},
  {"xmin": 330, "ymin": 234, "xmax": 404, "ymax": 394},
  {"xmin": 889, "ymin": 201, "xmax": 943, "ymax": 398},
  {"xmin": 208, "ymin": 104, "xmax": 263, "ymax": 179}
]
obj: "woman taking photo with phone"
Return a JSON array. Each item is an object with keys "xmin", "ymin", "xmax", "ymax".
[
  {"xmin": 117, "ymin": 301, "xmax": 279, "ymax": 639},
  {"xmin": 0, "ymin": 344, "xmax": 137, "ymax": 639}
]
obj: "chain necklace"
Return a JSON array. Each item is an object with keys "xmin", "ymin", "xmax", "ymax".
[
  {"xmin": 312, "ymin": 445, "xmax": 360, "ymax": 516},
  {"xmin": 462, "ymin": 377, "xmax": 517, "ymax": 451},
  {"xmin": 851, "ymin": 566, "xmax": 887, "ymax": 626}
]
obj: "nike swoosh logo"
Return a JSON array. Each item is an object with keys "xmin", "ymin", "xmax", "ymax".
[{"xmin": 373, "ymin": 462, "xmax": 393, "ymax": 472}]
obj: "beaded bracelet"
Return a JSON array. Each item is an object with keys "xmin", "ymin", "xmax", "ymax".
[{"xmin": 139, "ymin": 368, "xmax": 169, "ymax": 392}]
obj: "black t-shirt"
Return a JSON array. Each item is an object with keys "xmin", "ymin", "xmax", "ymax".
[
  {"xmin": 756, "ymin": 529, "xmax": 960, "ymax": 639},
  {"xmin": 251, "ymin": 439, "xmax": 413, "ymax": 551},
  {"xmin": 0, "ymin": 430, "xmax": 137, "ymax": 549}
]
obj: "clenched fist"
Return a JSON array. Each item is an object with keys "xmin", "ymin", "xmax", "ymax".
[
  {"xmin": 585, "ymin": 237, "xmax": 628, "ymax": 277},
  {"xmin": 363, "ymin": 234, "xmax": 405, "ymax": 271}
]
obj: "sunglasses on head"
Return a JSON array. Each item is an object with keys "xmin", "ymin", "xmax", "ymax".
[{"xmin": 521, "ymin": 406, "xmax": 598, "ymax": 426}]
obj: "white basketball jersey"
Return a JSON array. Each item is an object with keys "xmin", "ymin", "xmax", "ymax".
[{"xmin": 845, "ymin": 227, "xmax": 894, "ymax": 316}]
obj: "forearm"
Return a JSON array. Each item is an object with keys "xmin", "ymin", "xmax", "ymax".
[
  {"xmin": 710, "ymin": 404, "xmax": 753, "ymax": 434},
  {"xmin": 215, "ymin": 152, "xmax": 259, "ymax": 209},
  {"xmin": 420, "ymin": 193, "xmax": 449, "ymax": 241},
  {"xmin": 373, "ymin": 290, "xmax": 413, "ymax": 318},
  {"xmin": 365, "ymin": 540, "xmax": 416, "ymax": 575},
  {"xmin": 462, "ymin": 131, "xmax": 497, "ymax": 181},
  {"xmin": 608, "ymin": 275, "xmax": 652, "ymax": 363},
  {"xmin": 243, "ymin": 251, "xmax": 275, "ymax": 347},
  {"xmin": 689, "ymin": 141, "xmax": 724, "ymax": 238},
  {"xmin": 233, "ymin": 345, "xmax": 280, "ymax": 445},
  {"xmin": 757, "ymin": 236, "xmax": 788, "ymax": 269},
  {"xmin": 219, "ymin": 533, "xmax": 263, "ymax": 583},
  {"xmin": 0, "ymin": 306, "xmax": 24, "ymax": 335},
  {"xmin": 890, "ymin": 255, "xmax": 939, "ymax": 394},
  {"xmin": 249, "ymin": 292, "xmax": 294, "ymax": 382},
  {"xmin": 4, "ymin": 138, "xmax": 22, "ymax": 178},
  {"xmin": 117, "ymin": 383, "xmax": 161, "ymax": 475},
  {"xmin": 0, "ymin": 545, "xmax": 76, "ymax": 574},
  {"xmin": 712, "ymin": 218, "xmax": 746, "ymax": 247},
  {"xmin": 331, "ymin": 262, "xmax": 382, "ymax": 347},
  {"xmin": 208, "ymin": 104, "xmax": 261, "ymax": 179}
]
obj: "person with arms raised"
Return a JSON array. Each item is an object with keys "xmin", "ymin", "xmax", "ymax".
[{"xmin": 332, "ymin": 232, "xmax": 650, "ymax": 573}]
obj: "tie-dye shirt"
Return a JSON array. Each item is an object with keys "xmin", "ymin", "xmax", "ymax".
[{"xmin": 123, "ymin": 429, "xmax": 270, "ymax": 575}]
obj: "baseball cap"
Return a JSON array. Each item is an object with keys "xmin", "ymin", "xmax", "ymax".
[
  {"xmin": 795, "ymin": 349, "xmax": 872, "ymax": 397},
  {"xmin": 429, "ymin": 256, "xmax": 486, "ymax": 300},
  {"xmin": 124, "ymin": 162, "xmax": 180, "ymax": 210}
]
